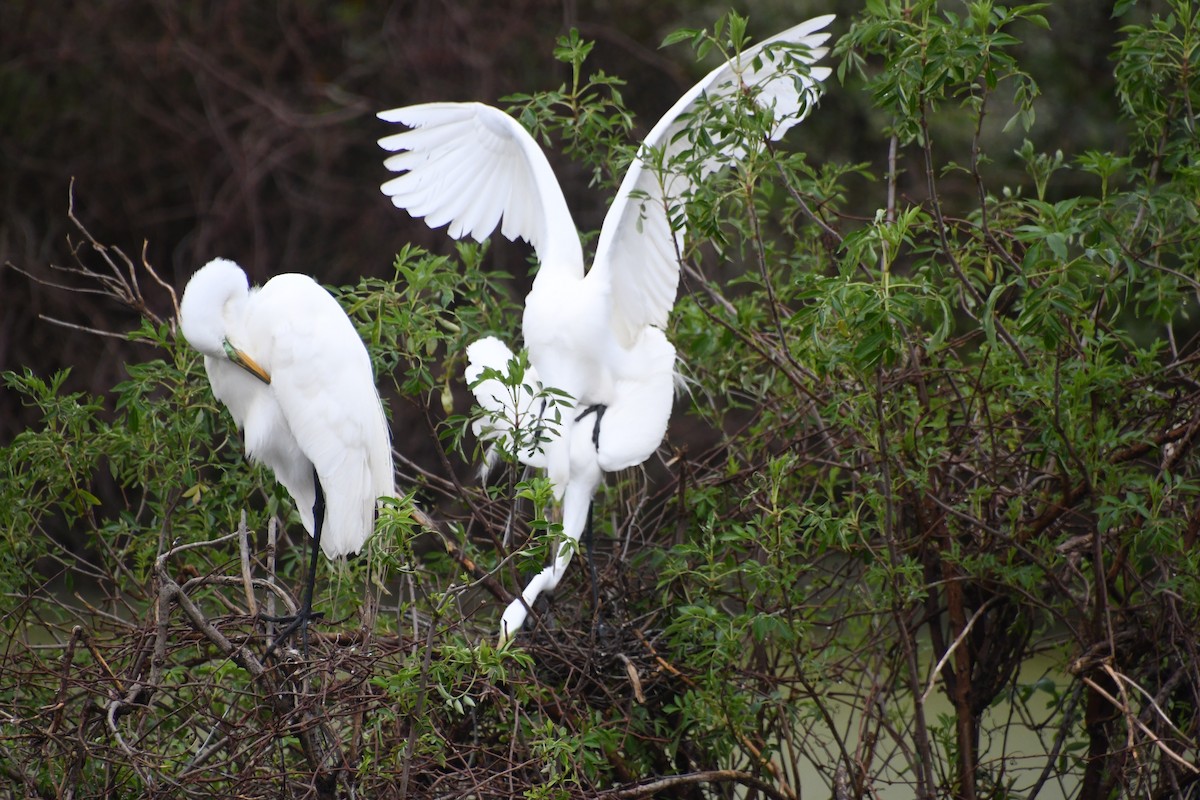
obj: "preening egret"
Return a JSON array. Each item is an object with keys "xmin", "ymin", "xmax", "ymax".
[
  {"xmin": 179, "ymin": 258, "xmax": 395, "ymax": 652},
  {"xmin": 377, "ymin": 15, "xmax": 833, "ymax": 643}
]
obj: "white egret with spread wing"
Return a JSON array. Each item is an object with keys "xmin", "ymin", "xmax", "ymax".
[
  {"xmin": 377, "ymin": 16, "xmax": 833, "ymax": 643},
  {"xmin": 180, "ymin": 258, "xmax": 395, "ymax": 652}
]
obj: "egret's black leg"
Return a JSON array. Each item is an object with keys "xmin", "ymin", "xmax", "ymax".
[
  {"xmin": 577, "ymin": 404, "xmax": 606, "ymax": 449},
  {"xmin": 265, "ymin": 469, "xmax": 327, "ymax": 655},
  {"xmin": 575, "ymin": 404, "xmax": 608, "ymax": 635}
]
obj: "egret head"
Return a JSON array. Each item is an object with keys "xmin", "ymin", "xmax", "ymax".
[{"xmin": 180, "ymin": 259, "xmax": 271, "ymax": 384}]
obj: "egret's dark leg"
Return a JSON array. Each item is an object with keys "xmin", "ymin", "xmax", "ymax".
[
  {"xmin": 265, "ymin": 469, "xmax": 327, "ymax": 655},
  {"xmin": 572, "ymin": 404, "xmax": 607, "ymax": 453},
  {"xmin": 575, "ymin": 404, "xmax": 607, "ymax": 634}
]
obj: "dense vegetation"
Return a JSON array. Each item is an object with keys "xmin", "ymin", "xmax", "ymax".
[{"xmin": 2, "ymin": 2, "xmax": 1198, "ymax": 798}]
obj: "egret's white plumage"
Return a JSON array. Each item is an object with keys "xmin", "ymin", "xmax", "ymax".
[
  {"xmin": 379, "ymin": 17, "xmax": 833, "ymax": 642},
  {"xmin": 179, "ymin": 258, "xmax": 395, "ymax": 559}
]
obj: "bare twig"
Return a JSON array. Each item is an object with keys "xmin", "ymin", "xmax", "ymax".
[
  {"xmin": 921, "ymin": 598, "xmax": 996, "ymax": 705},
  {"xmin": 238, "ymin": 512, "xmax": 258, "ymax": 616},
  {"xmin": 1083, "ymin": 672, "xmax": 1199, "ymax": 775},
  {"xmin": 600, "ymin": 769, "xmax": 794, "ymax": 800}
]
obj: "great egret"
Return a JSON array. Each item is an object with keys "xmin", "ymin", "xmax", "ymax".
[
  {"xmin": 377, "ymin": 15, "xmax": 834, "ymax": 643},
  {"xmin": 179, "ymin": 258, "xmax": 395, "ymax": 652}
]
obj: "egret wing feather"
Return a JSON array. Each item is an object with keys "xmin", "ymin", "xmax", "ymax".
[
  {"xmin": 591, "ymin": 14, "xmax": 834, "ymax": 346},
  {"xmin": 378, "ymin": 102, "xmax": 585, "ymax": 275},
  {"xmin": 247, "ymin": 275, "xmax": 395, "ymax": 558}
]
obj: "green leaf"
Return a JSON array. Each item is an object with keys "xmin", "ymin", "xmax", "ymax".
[{"xmin": 661, "ymin": 27, "xmax": 700, "ymax": 48}]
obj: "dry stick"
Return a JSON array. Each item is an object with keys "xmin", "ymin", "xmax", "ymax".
[
  {"xmin": 616, "ymin": 653, "xmax": 646, "ymax": 704},
  {"xmin": 154, "ymin": 531, "xmax": 345, "ymax": 792},
  {"xmin": 33, "ymin": 316, "xmax": 131, "ymax": 339},
  {"xmin": 138, "ymin": 238, "xmax": 179, "ymax": 321},
  {"xmin": 920, "ymin": 597, "xmax": 996, "ymax": 706},
  {"xmin": 64, "ymin": 700, "xmax": 96, "ymax": 798},
  {"xmin": 507, "ymin": 693, "xmax": 522, "ymax": 798},
  {"xmin": 64, "ymin": 179, "xmax": 164, "ymax": 325},
  {"xmin": 1083, "ymin": 672, "xmax": 1199, "ymax": 775},
  {"xmin": 178, "ymin": 730, "xmax": 237, "ymax": 778},
  {"xmin": 405, "ymin": 571, "xmax": 420, "ymax": 652},
  {"xmin": 266, "ymin": 517, "xmax": 278, "ymax": 641},
  {"xmin": 1106, "ymin": 662, "xmax": 1198, "ymax": 753},
  {"xmin": 1, "ymin": 261, "xmax": 114, "ymax": 299},
  {"xmin": 179, "ymin": 575, "xmax": 293, "ymax": 610},
  {"xmin": 90, "ymin": 600, "xmax": 170, "ymax": 791},
  {"xmin": 170, "ymin": 574, "xmax": 343, "ymax": 783},
  {"xmin": 238, "ymin": 511, "xmax": 258, "ymax": 616},
  {"xmin": 169, "ymin": 582, "xmax": 265, "ymax": 673},
  {"xmin": 77, "ymin": 628, "xmax": 124, "ymax": 696},
  {"xmin": 1112, "ymin": 666, "xmax": 1198, "ymax": 745},
  {"xmin": 106, "ymin": 700, "xmax": 154, "ymax": 790},
  {"xmin": 600, "ymin": 769, "xmax": 793, "ymax": 800},
  {"xmin": 1106, "ymin": 660, "xmax": 1142, "ymax": 779}
]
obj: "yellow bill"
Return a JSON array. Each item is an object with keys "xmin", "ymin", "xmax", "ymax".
[{"xmin": 223, "ymin": 340, "xmax": 271, "ymax": 385}]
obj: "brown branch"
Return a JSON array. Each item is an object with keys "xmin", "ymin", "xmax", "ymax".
[
  {"xmin": 5, "ymin": 181, "xmax": 176, "ymax": 342},
  {"xmin": 600, "ymin": 769, "xmax": 794, "ymax": 800},
  {"xmin": 145, "ymin": 529, "xmax": 346, "ymax": 796}
]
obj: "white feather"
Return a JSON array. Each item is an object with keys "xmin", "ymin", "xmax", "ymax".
[{"xmin": 591, "ymin": 14, "xmax": 835, "ymax": 346}]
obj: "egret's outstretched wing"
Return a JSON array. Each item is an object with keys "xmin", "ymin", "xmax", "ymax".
[
  {"xmin": 591, "ymin": 15, "xmax": 835, "ymax": 346},
  {"xmin": 378, "ymin": 102, "xmax": 585, "ymax": 276}
]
